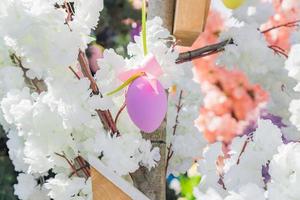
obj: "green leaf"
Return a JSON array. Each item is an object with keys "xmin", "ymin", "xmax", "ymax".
[{"xmin": 179, "ymin": 174, "xmax": 201, "ymax": 200}]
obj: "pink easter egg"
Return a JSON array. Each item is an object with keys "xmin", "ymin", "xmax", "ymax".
[{"xmin": 126, "ymin": 76, "xmax": 167, "ymax": 133}]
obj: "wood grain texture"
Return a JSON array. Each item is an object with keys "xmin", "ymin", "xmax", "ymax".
[
  {"xmin": 91, "ymin": 167, "xmax": 132, "ymax": 200},
  {"xmin": 173, "ymin": 0, "xmax": 211, "ymax": 46},
  {"xmin": 147, "ymin": 0, "xmax": 176, "ymax": 32}
]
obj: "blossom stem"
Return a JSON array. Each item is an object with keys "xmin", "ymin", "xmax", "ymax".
[
  {"xmin": 75, "ymin": 156, "xmax": 90, "ymax": 178},
  {"xmin": 11, "ymin": 53, "xmax": 45, "ymax": 93},
  {"xmin": 261, "ymin": 19, "xmax": 300, "ymax": 34},
  {"xmin": 269, "ymin": 45, "xmax": 289, "ymax": 58},
  {"xmin": 68, "ymin": 66, "xmax": 81, "ymax": 80},
  {"xmin": 69, "ymin": 164, "xmax": 90, "ymax": 178},
  {"xmin": 177, "ymin": 19, "xmax": 300, "ymax": 63},
  {"xmin": 78, "ymin": 50, "xmax": 99, "ymax": 95},
  {"xmin": 165, "ymin": 90, "xmax": 184, "ymax": 173},
  {"xmin": 114, "ymin": 102, "xmax": 126, "ymax": 125},
  {"xmin": 77, "ymin": 50, "xmax": 120, "ymax": 135},
  {"xmin": 63, "ymin": 1, "xmax": 74, "ymax": 31},
  {"xmin": 55, "ymin": 152, "xmax": 80, "ymax": 177},
  {"xmin": 176, "ymin": 39, "xmax": 234, "ymax": 64},
  {"xmin": 236, "ymin": 139, "xmax": 249, "ymax": 165}
]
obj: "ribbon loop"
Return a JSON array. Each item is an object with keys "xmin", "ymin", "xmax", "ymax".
[{"xmin": 107, "ymin": 54, "xmax": 163, "ymax": 96}]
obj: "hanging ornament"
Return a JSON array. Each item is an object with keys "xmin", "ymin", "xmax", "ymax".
[
  {"xmin": 222, "ymin": 0, "xmax": 245, "ymax": 9},
  {"xmin": 118, "ymin": 54, "xmax": 167, "ymax": 133},
  {"xmin": 107, "ymin": 0, "xmax": 167, "ymax": 133},
  {"xmin": 126, "ymin": 76, "xmax": 167, "ymax": 133}
]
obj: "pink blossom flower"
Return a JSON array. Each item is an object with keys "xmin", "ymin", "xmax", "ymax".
[{"xmin": 180, "ymin": 10, "xmax": 269, "ymax": 144}]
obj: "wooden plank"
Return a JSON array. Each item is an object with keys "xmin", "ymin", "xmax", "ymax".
[
  {"xmin": 88, "ymin": 156, "xmax": 150, "ymax": 200},
  {"xmin": 91, "ymin": 167, "xmax": 132, "ymax": 200},
  {"xmin": 173, "ymin": 0, "xmax": 211, "ymax": 46}
]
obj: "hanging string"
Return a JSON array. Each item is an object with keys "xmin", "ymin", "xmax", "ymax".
[
  {"xmin": 142, "ymin": 0, "xmax": 148, "ymax": 56},
  {"xmin": 106, "ymin": 72, "xmax": 146, "ymax": 96}
]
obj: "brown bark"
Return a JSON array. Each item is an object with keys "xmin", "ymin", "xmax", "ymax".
[
  {"xmin": 131, "ymin": 118, "xmax": 167, "ymax": 200},
  {"xmin": 176, "ymin": 39, "xmax": 234, "ymax": 64}
]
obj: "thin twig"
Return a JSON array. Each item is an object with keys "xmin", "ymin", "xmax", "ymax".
[
  {"xmin": 172, "ymin": 90, "xmax": 184, "ymax": 136},
  {"xmin": 75, "ymin": 156, "xmax": 90, "ymax": 178},
  {"xmin": 165, "ymin": 90, "xmax": 184, "ymax": 173},
  {"xmin": 261, "ymin": 19, "xmax": 300, "ymax": 34},
  {"xmin": 268, "ymin": 45, "xmax": 289, "ymax": 58},
  {"xmin": 176, "ymin": 39, "xmax": 234, "ymax": 64},
  {"xmin": 63, "ymin": 1, "xmax": 73, "ymax": 31},
  {"xmin": 165, "ymin": 145, "xmax": 174, "ymax": 171},
  {"xmin": 177, "ymin": 19, "xmax": 300, "ymax": 64},
  {"xmin": 68, "ymin": 66, "xmax": 81, "ymax": 80},
  {"xmin": 218, "ymin": 175, "xmax": 227, "ymax": 190},
  {"xmin": 55, "ymin": 152, "xmax": 79, "ymax": 176},
  {"xmin": 77, "ymin": 50, "xmax": 120, "ymax": 135},
  {"xmin": 114, "ymin": 102, "xmax": 126, "ymax": 124},
  {"xmin": 269, "ymin": 45, "xmax": 286, "ymax": 53},
  {"xmin": 78, "ymin": 50, "xmax": 99, "ymax": 95},
  {"xmin": 69, "ymin": 164, "xmax": 90, "ymax": 178},
  {"xmin": 236, "ymin": 139, "xmax": 249, "ymax": 165},
  {"xmin": 11, "ymin": 53, "xmax": 44, "ymax": 93}
]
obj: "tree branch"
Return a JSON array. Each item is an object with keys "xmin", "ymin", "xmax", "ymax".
[
  {"xmin": 236, "ymin": 139, "xmax": 250, "ymax": 165},
  {"xmin": 165, "ymin": 90, "xmax": 184, "ymax": 173},
  {"xmin": 177, "ymin": 19, "xmax": 300, "ymax": 64},
  {"xmin": 176, "ymin": 39, "xmax": 234, "ymax": 64},
  {"xmin": 261, "ymin": 19, "xmax": 300, "ymax": 34},
  {"xmin": 77, "ymin": 50, "xmax": 119, "ymax": 135},
  {"xmin": 11, "ymin": 53, "xmax": 47, "ymax": 93}
]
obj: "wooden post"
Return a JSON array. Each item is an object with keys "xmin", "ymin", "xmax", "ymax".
[
  {"xmin": 130, "ymin": 1, "xmax": 175, "ymax": 199},
  {"xmin": 173, "ymin": 0, "xmax": 211, "ymax": 46},
  {"xmin": 130, "ymin": 119, "xmax": 167, "ymax": 200},
  {"xmin": 147, "ymin": 0, "xmax": 176, "ymax": 32}
]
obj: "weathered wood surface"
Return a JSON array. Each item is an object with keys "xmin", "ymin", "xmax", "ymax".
[
  {"xmin": 147, "ymin": 0, "xmax": 176, "ymax": 32},
  {"xmin": 173, "ymin": 0, "xmax": 211, "ymax": 46},
  {"xmin": 130, "ymin": 119, "xmax": 167, "ymax": 200},
  {"xmin": 91, "ymin": 167, "xmax": 132, "ymax": 200}
]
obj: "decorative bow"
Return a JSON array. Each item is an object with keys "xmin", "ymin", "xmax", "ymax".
[{"xmin": 107, "ymin": 54, "xmax": 163, "ymax": 96}]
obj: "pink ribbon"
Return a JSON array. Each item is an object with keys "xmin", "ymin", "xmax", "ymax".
[{"xmin": 118, "ymin": 54, "xmax": 163, "ymax": 94}]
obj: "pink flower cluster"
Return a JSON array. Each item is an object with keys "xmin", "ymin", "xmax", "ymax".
[
  {"xmin": 196, "ymin": 67, "xmax": 268, "ymax": 143},
  {"xmin": 180, "ymin": 10, "xmax": 269, "ymax": 144},
  {"xmin": 262, "ymin": 0, "xmax": 300, "ymax": 51}
]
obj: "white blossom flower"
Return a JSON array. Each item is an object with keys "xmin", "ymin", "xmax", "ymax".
[
  {"xmin": 197, "ymin": 142, "xmax": 225, "ymax": 194},
  {"xmin": 14, "ymin": 173, "xmax": 49, "ymax": 200},
  {"xmin": 232, "ymin": 0, "xmax": 274, "ymax": 25},
  {"xmin": 224, "ymin": 119, "xmax": 283, "ymax": 190},
  {"xmin": 224, "ymin": 183, "xmax": 266, "ymax": 200},
  {"xmin": 6, "ymin": 129, "xmax": 28, "ymax": 172},
  {"xmin": 45, "ymin": 174, "xmax": 86, "ymax": 200},
  {"xmin": 268, "ymin": 143, "xmax": 300, "ymax": 200},
  {"xmin": 194, "ymin": 187, "xmax": 223, "ymax": 200}
]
